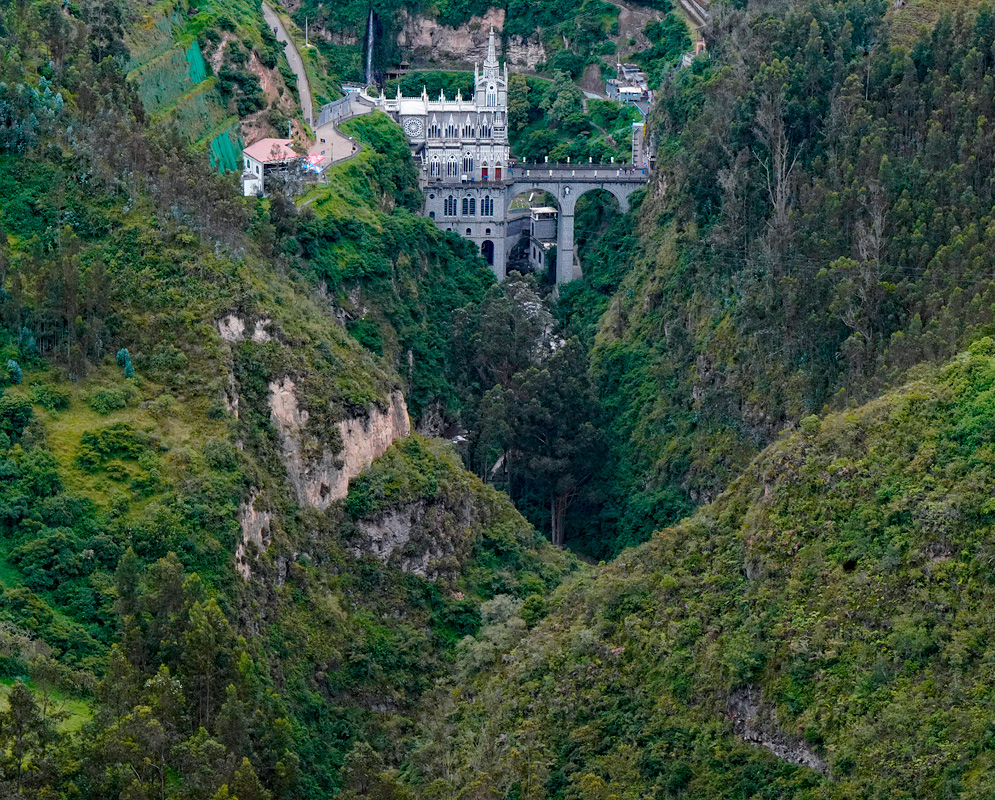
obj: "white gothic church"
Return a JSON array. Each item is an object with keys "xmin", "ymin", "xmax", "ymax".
[{"xmin": 375, "ymin": 28, "xmax": 513, "ymax": 269}]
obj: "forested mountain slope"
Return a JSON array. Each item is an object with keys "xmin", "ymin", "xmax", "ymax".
[
  {"xmin": 561, "ymin": 0, "xmax": 995, "ymax": 552},
  {"xmin": 0, "ymin": 1, "xmax": 575, "ymax": 796},
  {"xmin": 428, "ymin": 340, "xmax": 995, "ymax": 799}
]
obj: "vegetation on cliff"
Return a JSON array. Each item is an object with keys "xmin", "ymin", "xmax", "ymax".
[
  {"xmin": 419, "ymin": 340, "xmax": 995, "ymax": 799},
  {"xmin": 10, "ymin": 0, "xmax": 995, "ymax": 794},
  {"xmin": 0, "ymin": 1, "xmax": 571, "ymax": 796},
  {"xmin": 556, "ymin": 0, "xmax": 995, "ymax": 555}
]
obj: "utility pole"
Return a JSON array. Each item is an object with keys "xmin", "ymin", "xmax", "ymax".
[{"xmin": 305, "ymin": 16, "xmax": 308, "ymax": 47}]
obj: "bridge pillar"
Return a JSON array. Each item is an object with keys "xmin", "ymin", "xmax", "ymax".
[
  {"xmin": 491, "ymin": 233, "xmax": 508, "ymax": 281},
  {"xmin": 556, "ymin": 209, "xmax": 575, "ymax": 284}
]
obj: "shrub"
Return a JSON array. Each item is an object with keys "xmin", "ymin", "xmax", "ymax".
[
  {"xmin": 31, "ymin": 383, "xmax": 70, "ymax": 411},
  {"xmin": 87, "ymin": 385, "xmax": 137, "ymax": 415},
  {"xmin": 0, "ymin": 394, "xmax": 33, "ymax": 439},
  {"xmin": 0, "ymin": 655, "xmax": 28, "ymax": 679},
  {"xmin": 203, "ymin": 438, "xmax": 239, "ymax": 471},
  {"xmin": 140, "ymin": 345, "xmax": 189, "ymax": 383},
  {"xmin": 521, "ymin": 593, "xmax": 546, "ymax": 627},
  {"xmin": 6, "ymin": 359, "xmax": 21, "ymax": 384},
  {"xmin": 76, "ymin": 423, "xmax": 152, "ymax": 470},
  {"xmin": 148, "ymin": 394, "xmax": 177, "ymax": 419},
  {"xmin": 800, "ymin": 415, "xmax": 821, "ymax": 437}
]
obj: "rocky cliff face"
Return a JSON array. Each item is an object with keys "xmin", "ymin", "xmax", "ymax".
[
  {"xmin": 396, "ymin": 9, "xmax": 546, "ymax": 69},
  {"xmin": 728, "ymin": 687, "xmax": 831, "ymax": 776},
  {"xmin": 236, "ymin": 491, "xmax": 273, "ymax": 579},
  {"xmin": 269, "ymin": 378, "xmax": 411, "ymax": 509},
  {"xmin": 352, "ymin": 495, "xmax": 476, "ymax": 580}
]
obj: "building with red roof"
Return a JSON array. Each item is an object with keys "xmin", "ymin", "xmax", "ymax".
[{"xmin": 242, "ymin": 138, "xmax": 301, "ymax": 197}]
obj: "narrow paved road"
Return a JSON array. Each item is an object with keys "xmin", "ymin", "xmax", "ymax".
[{"xmin": 262, "ymin": 1, "xmax": 314, "ymax": 126}]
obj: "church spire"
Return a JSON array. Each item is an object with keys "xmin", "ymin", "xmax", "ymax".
[{"xmin": 483, "ymin": 26, "xmax": 499, "ymax": 77}]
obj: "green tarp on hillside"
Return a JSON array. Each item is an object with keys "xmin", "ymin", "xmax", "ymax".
[
  {"xmin": 209, "ymin": 128, "xmax": 243, "ymax": 173},
  {"xmin": 186, "ymin": 41, "xmax": 207, "ymax": 83}
]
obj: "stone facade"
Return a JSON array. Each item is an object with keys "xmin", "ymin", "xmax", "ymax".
[
  {"xmin": 377, "ymin": 28, "xmax": 511, "ymax": 272},
  {"xmin": 375, "ymin": 30, "xmax": 651, "ymax": 283}
]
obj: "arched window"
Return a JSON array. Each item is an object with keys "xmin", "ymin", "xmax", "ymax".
[
  {"xmin": 462, "ymin": 152, "xmax": 474, "ymax": 174},
  {"xmin": 486, "ymin": 84, "xmax": 497, "ymax": 106},
  {"xmin": 462, "ymin": 197, "xmax": 469, "ymax": 216},
  {"xmin": 445, "ymin": 116, "xmax": 457, "ymax": 138},
  {"xmin": 430, "ymin": 156, "xmax": 441, "ymax": 177},
  {"xmin": 480, "ymin": 116, "xmax": 492, "ymax": 137},
  {"xmin": 463, "ymin": 116, "xmax": 474, "ymax": 138},
  {"xmin": 481, "ymin": 196, "xmax": 493, "ymax": 216},
  {"xmin": 429, "ymin": 117, "xmax": 442, "ymax": 138},
  {"xmin": 469, "ymin": 197, "xmax": 476, "ymax": 215},
  {"xmin": 445, "ymin": 196, "xmax": 456, "ymax": 216},
  {"xmin": 447, "ymin": 157, "xmax": 459, "ymax": 177}
]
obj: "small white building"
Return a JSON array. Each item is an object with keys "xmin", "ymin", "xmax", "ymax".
[
  {"xmin": 528, "ymin": 206, "xmax": 558, "ymax": 273},
  {"xmin": 605, "ymin": 62, "xmax": 652, "ymax": 117},
  {"xmin": 242, "ymin": 138, "xmax": 299, "ymax": 197}
]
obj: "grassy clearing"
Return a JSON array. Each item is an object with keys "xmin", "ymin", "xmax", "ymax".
[
  {"xmin": 0, "ymin": 679, "xmax": 93, "ymax": 733},
  {"xmin": 886, "ymin": 0, "xmax": 985, "ymax": 42},
  {"xmin": 12, "ymin": 362, "xmax": 227, "ymax": 521},
  {"xmin": 302, "ymin": 149, "xmax": 383, "ymax": 224}
]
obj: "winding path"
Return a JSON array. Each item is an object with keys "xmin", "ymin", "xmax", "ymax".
[
  {"xmin": 262, "ymin": 1, "xmax": 314, "ymax": 126},
  {"xmin": 261, "ymin": 1, "xmax": 365, "ymax": 171}
]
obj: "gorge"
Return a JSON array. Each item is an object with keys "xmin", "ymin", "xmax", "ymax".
[{"xmin": 0, "ymin": 0, "xmax": 994, "ymax": 797}]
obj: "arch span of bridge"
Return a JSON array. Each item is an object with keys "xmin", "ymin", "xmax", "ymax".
[
  {"xmin": 504, "ymin": 164, "xmax": 647, "ymax": 282},
  {"xmin": 420, "ymin": 164, "xmax": 648, "ymax": 283}
]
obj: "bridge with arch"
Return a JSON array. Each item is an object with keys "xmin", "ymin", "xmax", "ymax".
[{"xmin": 420, "ymin": 164, "xmax": 649, "ymax": 283}]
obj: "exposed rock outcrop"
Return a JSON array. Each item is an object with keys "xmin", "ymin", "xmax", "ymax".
[
  {"xmin": 218, "ymin": 314, "xmax": 272, "ymax": 343},
  {"xmin": 396, "ymin": 9, "xmax": 546, "ymax": 70},
  {"xmin": 268, "ymin": 378, "xmax": 411, "ymax": 509},
  {"xmin": 353, "ymin": 495, "xmax": 476, "ymax": 580},
  {"xmin": 218, "ymin": 314, "xmax": 246, "ymax": 342},
  {"xmin": 218, "ymin": 315, "xmax": 276, "ymax": 419},
  {"xmin": 728, "ymin": 686, "xmax": 831, "ymax": 776},
  {"xmin": 236, "ymin": 491, "xmax": 273, "ymax": 579}
]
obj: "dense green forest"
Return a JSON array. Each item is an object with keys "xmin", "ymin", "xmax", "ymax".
[
  {"xmin": 7, "ymin": 0, "xmax": 995, "ymax": 793},
  {"xmin": 420, "ymin": 340, "xmax": 995, "ymax": 799},
  {"xmin": 0, "ymin": 0, "xmax": 573, "ymax": 795},
  {"xmin": 553, "ymin": 0, "xmax": 995, "ymax": 557}
]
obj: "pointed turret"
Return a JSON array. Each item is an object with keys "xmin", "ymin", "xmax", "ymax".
[{"xmin": 483, "ymin": 26, "xmax": 499, "ymax": 78}]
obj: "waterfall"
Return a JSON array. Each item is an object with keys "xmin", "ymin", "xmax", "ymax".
[{"xmin": 365, "ymin": 8, "xmax": 374, "ymax": 86}]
